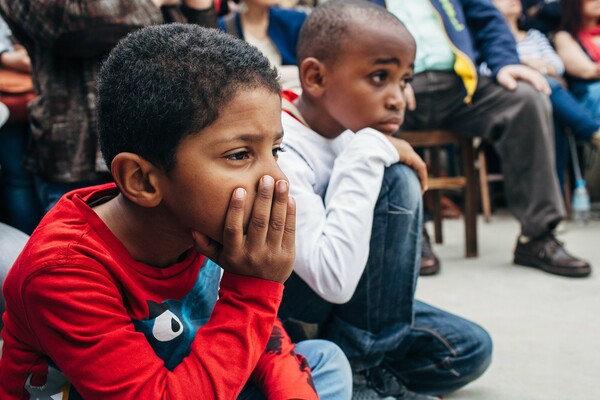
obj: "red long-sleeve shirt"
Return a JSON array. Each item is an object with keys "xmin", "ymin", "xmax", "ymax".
[{"xmin": 0, "ymin": 184, "xmax": 317, "ymax": 399}]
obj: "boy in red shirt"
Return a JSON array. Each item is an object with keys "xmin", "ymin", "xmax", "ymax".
[{"xmin": 0, "ymin": 24, "xmax": 351, "ymax": 399}]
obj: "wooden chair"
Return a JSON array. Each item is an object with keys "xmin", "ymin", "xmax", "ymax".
[
  {"xmin": 401, "ymin": 130, "xmax": 478, "ymax": 258},
  {"xmin": 475, "ymin": 140, "xmax": 504, "ymax": 223}
]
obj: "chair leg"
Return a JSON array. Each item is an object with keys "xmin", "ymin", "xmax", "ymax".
[
  {"xmin": 462, "ymin": 139, "xmax": 478, "ymax": 258},
  {"xmin": 478, "ymin": 145, "xmax": 492, "ymax": 223},
  {"xmin": 564, "ymin": 167, "xmax": 572, "ymax": 220},
  {"xmin": 430, "ymin": 147, "xmax": 443, "ymax": 244}
]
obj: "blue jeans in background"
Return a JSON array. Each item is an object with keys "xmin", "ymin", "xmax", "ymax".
[
  {"xmin": 34, "ymin": 174, "xmax": 112, "ymax": 213},
  {"xmin": 548, "ymin": 77, "xmax": 600, "ymax": 190},
  {"xmin": 279, "ymin": 163, "xmax": 492, "ymax": 396},
  {"xmin": 0, "ymin": 122, "xmax": 43, "ymax": 234},
  {"xmin": 569, "ymin": 78, "xmax": 600, "ymax": 121}
]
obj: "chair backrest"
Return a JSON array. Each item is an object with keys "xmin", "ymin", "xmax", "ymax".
[{"xmin": 0, "ymin": 223, "xmax": 30, "ymax": 330}]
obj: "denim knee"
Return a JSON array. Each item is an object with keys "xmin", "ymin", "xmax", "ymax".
[
  {"xmin": 430, "ymin": 321, "xmax": 493, "ymax": 395},
  {"xmin": 381, "ymin": 163, "xmax": 422, "ymax": 215},
  {"xmin": 295, "ymin": 339, "xmax": 352, "ymax": 400},
  {"xmin": 457, "ymin": 322, "xmax": 493, "ymax": 385}
]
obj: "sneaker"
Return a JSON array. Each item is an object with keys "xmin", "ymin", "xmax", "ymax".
[
  {"xmin": 352, "ymin": 366, "xmax": 439, "ymax": 400},
  {"xmin": 513, "ymin": 233, "xmax": 591, "ymax": 277},
  {"xmin": 352, "ymin": 370, "xmax": 395, "ymax": 400},
  {"xmin": 420, "ymin": 227, "xmax": 440, "ymax": 276}
]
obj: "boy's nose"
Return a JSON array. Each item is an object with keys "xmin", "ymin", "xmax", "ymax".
[
  {"xmin": 263, "ymin": 157, "xmax": 288, "ymax": 186},
  {"xmin": 385, "ymin": 85, "xmax": 406, "ymax": 111}
]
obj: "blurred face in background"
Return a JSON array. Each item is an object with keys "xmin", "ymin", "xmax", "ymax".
[
  {"xmin": 493, "ymin": 0, "xmax": 522, "ymax": 20},
  {"xmin": 243, "ymin": 0, "xmax": 280, "ymax": 9},
  {"xmin": 583, "ymin": 0, "xmax": 600, "ymax": 20}
]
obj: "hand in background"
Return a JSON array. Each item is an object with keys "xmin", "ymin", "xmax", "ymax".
[
  {"xmin": 386, "ymin": 135, "xmax": 428, "ymax": 193},
  {"xmin": 192, "ymin": 176, "xmax": 296, "ymax": 283},
  {"xmin": 404, "ymin": 82, "xmax": 416, "ymax": 111},
  {"xmin": 520, "ymin": 56, "xmax": 557, "ymax": 77},
  {"xmin": 497, "ymin": 64, "xmax": 551, "ymax": 95},
  {"xmin": 0, "ymin": 45, "xmax": 31, "ymax": 73}
]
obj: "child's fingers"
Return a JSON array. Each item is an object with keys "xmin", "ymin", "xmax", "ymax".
[
  {"xmin": 281, "ymin": 196, "xmax": 296, "ymax": 254},
  {"xmin": 246, "ymin": 175, "xmax": 275, "ymax": 248},
  {"xmin": 222, "ymin": 187, "xmax": 247, "ymax": 250},
  {"xmin": 266, "ymin": 180, "xmax": 290, "ymax": 247},
  {"xmin": 416, "ymin": 161, "xmax": 428, "ymax": 193}
]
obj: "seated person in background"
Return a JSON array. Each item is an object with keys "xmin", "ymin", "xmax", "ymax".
[
  {"xmin": 277, "ymin": 1, "xmax": 492, "ymax": 398},
  {"xmin": 493, "ymin": 0, "xmax": 600, "ymax": 189},
  {"xmin": 218, "ymin": 0, "xmax": 307, "ymax": 90},
  {"xmin": 0, "ymin": 15, "xmax": 43, "ymax": 234},
  {"xmin": 555, "ymin": 0, "xmax": 600, "ymax": 138},
  {"xmin": 520, "ymin": 0, "xmax": 562, "ymax": 35},
  {"xmin": 376, "ymin": 0, "xmax": 591, "ymax": 278},
  {"xmin": 0, "ymin": 0, "xmax": 218, "ymax": 213},
  {"xmin": 0, "ymin": 24, "xmax": 352, "ymax": 400}
]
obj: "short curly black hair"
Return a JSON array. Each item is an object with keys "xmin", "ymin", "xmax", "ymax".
[
  {"xmin": 297, "ymin": 0, "xmax": 409, "ymax": 66},
  {"xmin": 98, "ymin": 23, "xmax": 280, "ymax": 172}
]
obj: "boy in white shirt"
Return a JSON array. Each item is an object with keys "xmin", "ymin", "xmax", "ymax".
[{"xmin": 277, "ymin": 1, "xmax": 492, "ymax": 399}]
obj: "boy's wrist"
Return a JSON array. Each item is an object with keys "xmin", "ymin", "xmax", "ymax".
[{"xmin": 220, "ymin": 271, "xmax": 284, "ymax": 301}]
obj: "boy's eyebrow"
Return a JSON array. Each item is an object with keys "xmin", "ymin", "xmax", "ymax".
[
  {"xmin": 214, "ymin": 131, "xmax": 284, "ymax": 144},
  {"xmin": 374, "ymin": 57, "xmax": 400, "ymax": 65}
]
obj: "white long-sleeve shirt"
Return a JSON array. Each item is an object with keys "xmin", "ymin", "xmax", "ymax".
[{"xmin": 278, "ymin": 112, "xmax": 399, "ymax": 304}]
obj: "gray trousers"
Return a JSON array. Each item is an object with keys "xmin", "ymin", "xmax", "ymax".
[{"xmin": 403, "ymin": 72, "xmax": 564, "ymax": 238}]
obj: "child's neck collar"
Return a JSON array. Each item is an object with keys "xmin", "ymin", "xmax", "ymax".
[{"xmin": 282, "ymin": 95, "xmax": 309, "ymax": 127}]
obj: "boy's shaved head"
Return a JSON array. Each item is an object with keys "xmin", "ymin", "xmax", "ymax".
[{"xmin": 297, "ymin": 0, "xmax": 412, "ymax": 65}]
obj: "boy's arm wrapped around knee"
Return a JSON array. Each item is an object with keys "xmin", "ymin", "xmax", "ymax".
[{"xmin": 250, "ymin": 319, "xmax": 319, "ymax": 400}]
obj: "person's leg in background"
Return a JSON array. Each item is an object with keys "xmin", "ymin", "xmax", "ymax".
[
  {"xmin": 554, "ymin": 121, "xmax": 568, "ymax": 193},
  {"xmin": 0, "ymin": 121, "xmax": 43, "ymax": 234},
  {"xmin": 34, "ymin": 174, "xmax": 112, "ymax": 213},
  {"xmin": 405, "ymin": 72, "xmax": 590, "ymax": 277},
  {"xmin": 547, "ymin": 78, "xmax": 600, "ymax": 145}
]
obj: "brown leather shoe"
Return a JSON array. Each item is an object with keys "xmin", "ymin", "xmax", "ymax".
[
  {"xmin": 513, "ymin": 233, "xmax": 591, "ymax": 277},
  {"xmin": 420, "ymin": 227, "xmax": 440, "ymax": 276}
]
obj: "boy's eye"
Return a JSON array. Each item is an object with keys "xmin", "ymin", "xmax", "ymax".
[
  {"xmin": 401, "ymin": 76, "xmax": 414, "ymax": 89},
  {"xmin": 272, "ymin": 144, "xmax": 287, "ymax": 158},
  {"xmin": 371, "ymin": 71, "xmax": 388, "ymax": 84},
  {"xmin": 225, "ymin": 151, "xmax": 250, "ymax": 161}
]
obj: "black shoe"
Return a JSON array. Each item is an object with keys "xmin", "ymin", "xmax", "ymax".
[
  {"xmin": 420, "ymin": 227, "xmax": 440, "ymax": 276},
  {"xmin": 513, "ymin": 233, "xmax": 591, "ymax": 277},
  {"xmin": 352, "ymin": 366, "xmax": 439, "ymax": 400}
]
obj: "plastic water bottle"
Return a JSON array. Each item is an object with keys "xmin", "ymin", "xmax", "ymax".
[{"xmin": 572, "ymin": 179, "xmax": 591, "ymax": 226}]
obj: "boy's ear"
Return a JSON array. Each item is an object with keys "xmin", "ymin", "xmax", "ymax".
[
  {"xmin": 110, "ymin": 153, "xmax": 163, "ymax": 208},
  {"xmin": 299, "ymin": 57, "xmax": 327, "ymax": 98}
]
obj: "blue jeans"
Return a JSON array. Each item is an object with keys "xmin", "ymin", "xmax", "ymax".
[
  {"xmin": 0, "ymin": 122, "xmax": 43, "ymax": 234},
  {"xmin": 279, "ymin": 163, "xmax": 492, "ymax": 395},
  {"xmin": 569, "ymin": 78, "xmax": 600, "ymax": 121},
  {"xmin": 547, "ymin": 78, "xmax": 600, "ymax": 190},
  {"xmin": 34, "ymin": 175, "xmax": 112, "ymax": 213},
  {"xmin": 238, "ymin": 339, "xmax": 352, "ymax": 400},
  {"xmin": 548, "ymin": 77, "xmax": 599, "ymax": 142}
]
